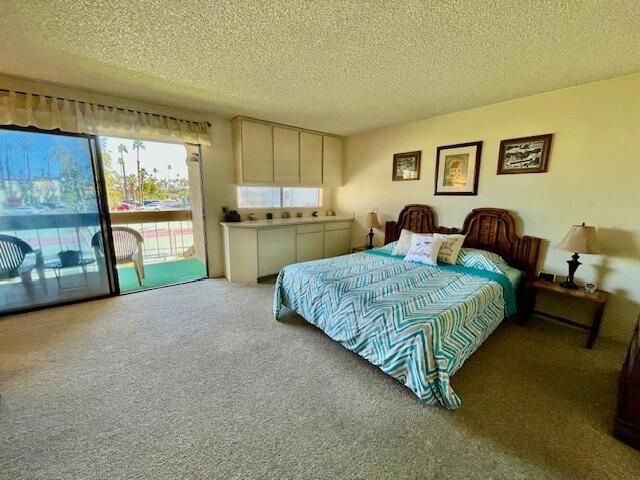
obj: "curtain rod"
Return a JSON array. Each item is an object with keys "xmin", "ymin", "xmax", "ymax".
[{"xmin": 0, "ymin": 87, "xmax": 212, "ymax": 127}]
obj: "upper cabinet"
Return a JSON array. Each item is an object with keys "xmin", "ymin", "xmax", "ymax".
[
  {"xmin": 235, "ymin": 119, "xmax": 273, "ymax": 183},
  {"xmin": 322, "ymin": 135, "xmax": 343, "ymax": 186},
  {"xmin": 232, "ymin": 116, "xmax": 341, "ymax": 186},
  {"xmin": 273, "ymin": 126, "xmax": 300, "ymax": 183},
  {"xmin": 300, "ymin": 132, "xmax": 323, "ymax": 185}
]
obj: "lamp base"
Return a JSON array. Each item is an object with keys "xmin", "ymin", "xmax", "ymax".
[
  {"xmin": 561, "ymin": 253, "xmax": 581, "ymax": 290},
  {"xmin": 368, "ymin": 228, "xmax": 374, "ymax": 249},
  {"xmin": 560, "ymin": 280, "xmax": 579, "ymax": 290}
]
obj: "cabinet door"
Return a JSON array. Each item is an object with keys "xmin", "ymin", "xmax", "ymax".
[
  {"xmin": 258, "ymin": 227, "xmax": 296, "ymax": 277},
  {"xmin": 323, "ymin": 229, "xmax": 351, "ymax": 258},
  {"xmin": 242, "ymin": 120, "xmax": 273, "ymax": 182},
  {"xmin": 322, "ymin": 136, "xmax": 343, "ymax": 186},
  {"xmin": 273, "ymin": 126, "xmax": 300, "ymax": 183},
  {"xmin": 296, "ymin": 232, "xmax": 324, "ymax": 262},
  {"xmin": 300, "ymin": 132, "xmax": 322, "ymax": 185}
]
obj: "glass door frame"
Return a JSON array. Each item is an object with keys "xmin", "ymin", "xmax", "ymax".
[
  {"xmin": 0, "ymin": 127, "xmax": 211, "ymax": 315},
  {"xmin": 0, "ymin": 125, "xmax": 120, "ymax": 317},
  {"xmin": 98, "ymin": 139, "xmax": 209, "ymax": 295}
]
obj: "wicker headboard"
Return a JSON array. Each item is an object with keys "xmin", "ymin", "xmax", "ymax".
[{"xmin": 384, "ymin": 205, "xmax": 541, "ymax": 279}]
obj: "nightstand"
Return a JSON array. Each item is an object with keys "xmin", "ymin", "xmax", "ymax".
[
  {"xmin": 352, "ymin": 245, "xmax": 373, "ymax": 253},
  {"xmin": 521, "ymin": 279, "xmax": 608, "ymax": 348}
]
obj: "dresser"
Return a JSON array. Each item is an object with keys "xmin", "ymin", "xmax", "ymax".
[
  {"xmin": 221, "ymin": 216, "xmax": 353, "ymax": 283},
  {"xmin": 615, "ymin": 315, "xmax": 640, "ymax": 450}
]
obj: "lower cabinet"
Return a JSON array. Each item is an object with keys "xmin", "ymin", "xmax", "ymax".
[
  {"xmin": 296, "ymin": 231, "xmax": 324, "ymax": 262},
  {"xmin": 221, "ymin": 219, "xmax": 353, "ymax": 283},
  {"xmin": 258, "ymin": 227, "xmax": 296, "ymax": 277},
  {"xmin": 323, "ymin": 229, "xmax": 351, "ymax": 258}
]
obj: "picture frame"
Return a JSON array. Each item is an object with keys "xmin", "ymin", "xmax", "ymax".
[
  {"xmin": 497, "ymin": 134, "xmax": 552, "ymax": 174},
  {"xmin": 434, "ymin": 141, "xmax": 482, "ymax": 195},
  {"xmin": 392, "ymin": 151, "xmax": 421, "ymax": 181}
]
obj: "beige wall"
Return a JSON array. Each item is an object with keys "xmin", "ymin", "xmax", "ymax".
[{"xmin": 334, "ymin": 74, "xmax": 640, "ymax": 342}]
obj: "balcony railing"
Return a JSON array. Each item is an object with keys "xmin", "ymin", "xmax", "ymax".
[{"xmin": 0, "ymin": 209, "xmax": 195, "ymax": 265}]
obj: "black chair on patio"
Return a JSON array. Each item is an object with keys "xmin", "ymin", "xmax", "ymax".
[{"xmin": 0, "ymin": 234, "xmax": 47, "ymax": 300}]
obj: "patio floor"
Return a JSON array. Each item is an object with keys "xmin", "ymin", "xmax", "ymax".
[
  {"xmin": 117, "ymin": 258, "xmax": 207, "ymax": 293},
  {"xmin": 1, "ymin": 259, "xmax": 208, "ymax": 313}
]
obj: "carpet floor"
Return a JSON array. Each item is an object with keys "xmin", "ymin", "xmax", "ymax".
[{"xmin": 0, "ymin": 279, "xmax": 638, "ymax": 480}]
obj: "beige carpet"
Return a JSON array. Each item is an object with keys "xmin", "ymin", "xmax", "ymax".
[{"xmin": 0, "ymin": 279, "xmax": 638, "ymax": 480}]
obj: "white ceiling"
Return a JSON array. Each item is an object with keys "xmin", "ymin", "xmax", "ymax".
[{"xmin": 1, "ymin": 0, "xmax": 639, "ymax": 135}]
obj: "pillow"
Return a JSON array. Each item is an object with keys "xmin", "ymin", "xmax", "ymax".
[
  {"xmin": 456, "ymin": 248, "xmax": 510, "ymax": 275},
  {"xmin": 391, "ymin": 229, "xmax": 431, "ymax": 257},
  {"xmin": 433, "ymin": 233, "xmax": 466, "ymax": 264},
  {"xmin": 404, "ymin": 235, "xmax": 443, "ymax": 266}
]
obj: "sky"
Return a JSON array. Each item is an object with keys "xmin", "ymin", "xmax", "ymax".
[
  {"xmin": 0, "ymin": 130, "xmax": 188, "ymax": 181},
  {"xmin": 0, "ymin": 129, "xmax": 90, "ymax": 179},
  {"xmin": 101, "ymin": 136, "xmax": 188, "ymax": 180}
]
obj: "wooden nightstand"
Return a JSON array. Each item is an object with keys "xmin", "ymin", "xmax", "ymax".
[
  {"xmin": 352, "ymin": 245, "xmax": 373, "ymax": 253},
  {"xmin": 522, "ymin": 279, "xmax": 608, "ymax": 348}
]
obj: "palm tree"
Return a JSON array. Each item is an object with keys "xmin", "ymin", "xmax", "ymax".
[
  {"xmin": 153, "ymin": 167, "xmax": 158, "ymax": 179},
  {"xmin": 117, "ymin": 143, "xmax": 128, "ymax": 201},
  {"xmin": 167, "ymin": 164, "xmax": 173, "ymax": 183},
  {"xmin": 132, "ymin": 140, "xmax": 145, "ymax": 204},
  {"xmin": 19, "ymin": 138, "xmax": 33, "ymax": 203}
]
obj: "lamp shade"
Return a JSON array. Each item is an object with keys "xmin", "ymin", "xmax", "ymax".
[
  {"xmin": 557, "ymin": 223, "xmax": 600, "ymax": 254},
  {"xmin": 366, "ymin": 212, "xmax": 381, "ymax": 229}
]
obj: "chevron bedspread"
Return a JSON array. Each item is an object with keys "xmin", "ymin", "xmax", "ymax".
[{"xmin": 273, "ymin": 248, "xmax": 517, "ymax": 409}]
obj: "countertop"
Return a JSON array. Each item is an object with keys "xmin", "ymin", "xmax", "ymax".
[{"xmin": 220, "ymin": 216, "xmax": 353, "ymax": 228}]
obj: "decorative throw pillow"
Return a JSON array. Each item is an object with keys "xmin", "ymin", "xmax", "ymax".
[
  {"xmin": 433, "ymin": 233, "xmax": 466, "ymax": 264},
  {"xmin": 404, "ymin": 235, "xmax": 443, "ymax": 266},
  {"xmin": 391, "ymin": 229, "xmax": 431, "ymax": 257},
  {"xmin": 456, "ymin": 248, "xmax": 510, "ymax": 275}
]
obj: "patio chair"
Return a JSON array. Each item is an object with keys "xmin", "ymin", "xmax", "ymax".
[
  {"xmin": 0, "ymin": 234, "xmax": 47, "ymax": 299},
  {"xmin": 92, "ymin": 227, "xmax": 145, "ymax": 287}
]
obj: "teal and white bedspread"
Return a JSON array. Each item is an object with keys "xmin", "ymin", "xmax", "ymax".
[{"xmin": 273, "ymin": 248, "xmax": 517, "ymax": 409}]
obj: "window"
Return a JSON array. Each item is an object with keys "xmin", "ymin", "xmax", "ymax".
[
  {"xmin": 237, "ymin": 187, "xmax": 281, "ymax": 208},
  {"xmin": 237, "ymin": 187, "xmax": 322, "ymax": 208},
  {"xmin": 282, "ymin": 188, "xmax": 321, "ymax": 208}
]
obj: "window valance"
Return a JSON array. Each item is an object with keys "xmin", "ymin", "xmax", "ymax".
[{"xmin": 0, "ymin": 89, "xmax": 211, "ymax": 145}]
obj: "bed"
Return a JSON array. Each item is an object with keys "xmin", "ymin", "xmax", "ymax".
[{"xmin": 274, "ymin": 206, "xmax": 540, "ymax": 409}]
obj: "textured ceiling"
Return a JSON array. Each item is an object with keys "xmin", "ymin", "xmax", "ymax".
[{"xmin": 1, "ymin": 0, "xmax": 639, "ymax": 135}]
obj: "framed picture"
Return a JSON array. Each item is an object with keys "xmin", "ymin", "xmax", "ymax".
[
  {"xmin": 392, "ymin": 151, "xmax": 421, "ymax": 181},
  {"xmin": 434, "ymin": 141, "xmax": 482, "ymax": 195},
  {"xmin": 497, "ymin": 134, "xmax": 552, "ymax": 174}
]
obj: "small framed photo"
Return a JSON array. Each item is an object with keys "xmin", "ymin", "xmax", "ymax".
[
  {"xmin": 392, "ymin": 151, "xmax": 421, "ymax": 181},
  {"xmin": 434, "ymin": 141, "xmax": 482, "ymax": 195},
  {"xmin": 497, "ymin": 134, "xmax": 552, "ymax": 174}
]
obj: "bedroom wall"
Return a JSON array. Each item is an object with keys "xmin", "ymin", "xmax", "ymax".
[{"xmin": 334, "ymin": 73, "xmax": 640, "ymax": 342}]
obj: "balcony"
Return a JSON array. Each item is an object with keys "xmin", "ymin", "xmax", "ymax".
[{"xmin": 0, "ymin": 209, "xmax": 206, "ymax": 312}]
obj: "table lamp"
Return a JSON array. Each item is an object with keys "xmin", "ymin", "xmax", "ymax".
[
  {"xmin": 557, "ymin": 222, "xmax": 600, "ymax": 289},
  {"xmin": 365, "ymin": 211, "xmax": 381, "ymax": 249}
]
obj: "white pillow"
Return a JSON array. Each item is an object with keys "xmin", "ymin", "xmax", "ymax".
[
  {"xmin": 433, "ymin": 233, "xmax": 466, "ymax": 264},
  {"xmin": 391, "ymin": 229, "xmax": 431, "ymax": 256},
  {"xmin": 404, "ymin": 235, "xmax": 443, "ymax": 266}
]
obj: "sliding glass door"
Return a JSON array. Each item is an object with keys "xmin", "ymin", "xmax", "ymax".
[
  {"xmin": 0, "ymin": 126, "xmax": 115, "ymax": 314},
  {"xmin": 98, "ymin": 137, "xmax": 207, "ymax": 293}
]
